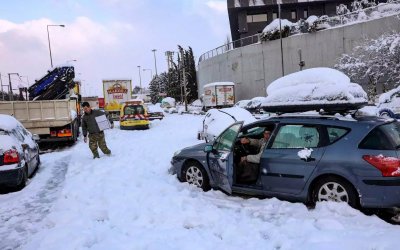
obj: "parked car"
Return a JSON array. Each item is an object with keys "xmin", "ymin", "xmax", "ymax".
[
  {"xmin": 146, "ymin": 103, "xmax": 165, "ymax": 120},
  {"xmin": 119, "ymin": 99, "xmax": 150, "ymax": 130},
  {"xmin": 197, "ymin": 107, "xmax": 256, "ymax": 143},
  {"xmin": 0, "ymin": 114, "xmax": 40, "ymax": 189},
  {"xmin": 377, "ymin": 86, "xmax": 400, "ymax": 118},
  {"xmin": 171, "ymin": 114, "xmax": 400, "ymax": 216}
]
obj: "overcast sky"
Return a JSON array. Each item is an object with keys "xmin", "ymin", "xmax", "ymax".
[{"xmin": 0, "ymin": 0, "xmax": 229, "ymax": 97}]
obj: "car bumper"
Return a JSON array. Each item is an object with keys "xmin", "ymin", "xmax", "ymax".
[
  {"xmin": 359, "ymin": 178, "xmax": 400, "ymax": 208},
  {"xmin": 169, "ymin": 156, "xmax": 185, "ymax": 178},
  {"xmin": 0, "ymin": 165, "xmax": 24, "ymax": 186}
]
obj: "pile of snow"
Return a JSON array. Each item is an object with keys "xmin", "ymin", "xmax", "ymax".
[
  {"xmin": 202, "ymin": 107, "xmax": 256, "ymax": 140},
  {"xmin": 161, "ymin": 97, "xmax": 176, "ymax": 108},
  {"xmin": 188, "ymin": 99, "xmax": 203, "ymax": 112},
  {"xmin": 262, "ymin": 68, "xmax": 368, "ymax": 107},
  {"xmin": 262, "ymin": 19, "xmax": 294, "ymax": 33}
]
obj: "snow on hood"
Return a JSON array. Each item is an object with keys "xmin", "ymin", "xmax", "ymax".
[
  {"xmin": 203, "ymin": 82, "xmax": 235, "ymax": 88},
  {"xmin": 203, "ymin": 107, "xmax": 256, "ymax": 137},
  {"xmin": 263, "ymin": 19, "xmax": 295, "ymax": 33},
  {"xmin": 378, "ymin": 85, "xmax": 400, "ymax": 104},
  {"xmin": 263, "ymin": 68, "xmax": 368, "ymax": 106}
]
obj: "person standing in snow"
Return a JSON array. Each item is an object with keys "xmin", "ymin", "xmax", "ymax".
[
  {"xmin": 81, "ymin": 102, "xmax": 114, "ymax": 159},
  {"xmin": 237, "ymin": 129, "xmax": 272, "ymax": 182}
]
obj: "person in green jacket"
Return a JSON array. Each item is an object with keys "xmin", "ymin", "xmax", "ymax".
[{"xmin": 81, "ymin": 102, "xmax": 114, "ymax": 159}]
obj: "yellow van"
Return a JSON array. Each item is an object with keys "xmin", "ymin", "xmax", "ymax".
[{"xmin": 119, "ymin": 99, "xmax": 150, "ymax": 130}]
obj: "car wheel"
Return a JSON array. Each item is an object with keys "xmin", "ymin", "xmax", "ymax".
[
  {"xmin": 312, "ymin": 176, "xmax": 358, "ymax": 208},
  {"xmin": 16, "ymin": 165, "xmax": 28, "ymax": 190},
  {"xmin": 36, "ymin": 154, "xmax": 41, "ymax": 168},
  {"xmin": 182, "ymin": 161, "xmax": 210, "ymax": 191},
  {"xmin": 378, "ymin": 109, "xmax": 395, "ymax": 118}
]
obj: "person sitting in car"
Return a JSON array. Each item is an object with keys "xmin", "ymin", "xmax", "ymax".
[{"xmin": 237, "ymin": 129, "xmax": 272, "ymax": 183}]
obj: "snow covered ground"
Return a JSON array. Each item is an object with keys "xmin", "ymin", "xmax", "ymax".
[{"xmin": 1, "ymin": 114, "xmax": 399, "ymax": 250}]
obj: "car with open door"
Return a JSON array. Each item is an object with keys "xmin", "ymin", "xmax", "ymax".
[
  {"xmin": 0, "ymin": 114, "xmax": 41, "ymax": 189},
  {"xmin": 170, "ymin": 114, "xmax": 400, "ymax": 221}
]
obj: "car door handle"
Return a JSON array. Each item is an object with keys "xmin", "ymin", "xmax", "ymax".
[{"xmin": 302, "ymin": 157, "xmax": 315, "ymax": 162}]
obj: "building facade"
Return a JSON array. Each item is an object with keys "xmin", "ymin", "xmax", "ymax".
[{"xmin": 228, "ymin": 0, "xmax": 353, "ymax": 41}]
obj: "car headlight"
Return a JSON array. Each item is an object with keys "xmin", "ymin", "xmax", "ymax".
[{"xmin": 173, "ymin": 150, "xmax": 181, "ymax": 156}]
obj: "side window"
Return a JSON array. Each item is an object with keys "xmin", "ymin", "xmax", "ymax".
[
  {"xmin": 327, "ymin": 127, "xmax": 349, "ymax": 144},
  {"xmin": 214, "ymin": 123, "xmax": 242, "ymax": 151},
  {"xmin": 359, "ymin": 124, "xmax": 396, "ymax": 150},
  {"xmin": 11, "ymin": 129, "xmax": 25, "ymax": 142},
  {"xmin": 271, "ymin": 125, "xmax": 320, "ymax": 149}
]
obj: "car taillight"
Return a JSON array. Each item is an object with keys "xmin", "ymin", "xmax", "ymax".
[
  {"xmin": 4, "ymin": 149, "xmax": 20, "ymax": 164},
  {"xmin": 50, "ymin": 131, "xmax": 57, "ymax": 137},
  {"xmin": 363, "ymin": 155, "xmax": 400, "ymax": 177}
]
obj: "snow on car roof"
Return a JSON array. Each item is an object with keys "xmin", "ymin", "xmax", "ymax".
[
  {"xmin": 378, "ymin": 85, "xmax": 400, "ymax": 104},
  {"xmin": 263, "ymin": 68, "xmax": 368, "ymax": 107},
  {"xmin": 203, "ymin": 82, "xmax": 235, "ymax": 88},
  {"xmin": 0, "ymin": 114, "xmax": 22, "ymax": 131}
]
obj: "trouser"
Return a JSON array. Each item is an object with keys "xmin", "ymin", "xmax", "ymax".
[
  {"xmin": 238, "ymin": 160, "xmax": 259, "ymax": 182},
  {"xmin": 88, "ymin": 132, "xmax": 111, "ymax": 157}
]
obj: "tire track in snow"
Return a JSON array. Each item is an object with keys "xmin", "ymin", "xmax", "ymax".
[{"xmin": 0, "ymin": 156, "xmax": 70, "ymax": 250}]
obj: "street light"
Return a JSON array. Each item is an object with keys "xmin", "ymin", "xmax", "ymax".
[
  {"xmin": 151, "ymin": 49, "xmax": 158, "ymax": 76},
  {"xmin": 47, "ymin": 24, "xmax": 65, "ymax": 68},
  {"xmin": 143, "ymin": 68, "xmax": 153, "ymax": 79},
  {"xmin": 66, "ymin": 59, "xmax": 77, "ymax": 63},
  {"xmin": 7, "ymin": 73, "xmax": 20, "ymax": 101},
  {"xmin": 137, "ymin": 66, "xmax": 142, "ymax": 94}
]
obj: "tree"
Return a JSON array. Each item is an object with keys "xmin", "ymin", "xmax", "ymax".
[
  {"xmin": 335, "ymin": 32, "xmax": 400, "ymax": 101},
  {"xmin": 132, "ymin": 86, "xmax": 141, "ymax": 94}
]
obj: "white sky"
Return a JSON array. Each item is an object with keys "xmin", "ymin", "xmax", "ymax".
[{"xmin": 0, "ymin": 0, "xmax": 229, "ymax": 97}]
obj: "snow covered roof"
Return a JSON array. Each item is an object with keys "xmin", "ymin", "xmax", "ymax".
[
  {"xmin": 262, "ymin": 68, "xmax": 368, "ymax": 108},
  {"xmin": 203, "ymin": 82, "xmax": 235, "ymax": 88},
  {"xmin": 0, "ymin": 114, "xmax": 22, "ymax": 131},
  {"xmin": 378, "ymin": 85, "xmax": 400, "ymax": 104}
]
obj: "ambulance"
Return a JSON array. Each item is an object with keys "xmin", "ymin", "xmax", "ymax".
[{"xmin": 119, "ymin": 99, "xmax": 150, "ymax": 130}]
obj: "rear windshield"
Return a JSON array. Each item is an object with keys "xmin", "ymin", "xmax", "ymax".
[
  {"xmin": 359, "ymin": 122, "xmax": 400, "ymax": 150},
  {"xmin": 124, "ymin": 105, "xmax": 145, "ymax": 115}
]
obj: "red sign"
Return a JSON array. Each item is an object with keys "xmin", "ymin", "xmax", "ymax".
[{"xmin": 107, "ymin": 83, "xmax": 128, "ymax": 94}]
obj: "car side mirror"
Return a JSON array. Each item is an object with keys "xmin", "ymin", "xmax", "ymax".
[
  {"xmin": 32, "ymin": 134, "xmax": 40, "ymax": 141},
  {"xmin": 204, "ymin": 145, "xmax": 213, "ymax": 153}
]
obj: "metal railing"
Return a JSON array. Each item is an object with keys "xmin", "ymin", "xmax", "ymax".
[
  {"xmin": 199, "ymin": 34, "xmax": 261, "ymax": 62},
  {"xmin": 199, "ymin": 0, "xmax": 400, "ymax": 63}
]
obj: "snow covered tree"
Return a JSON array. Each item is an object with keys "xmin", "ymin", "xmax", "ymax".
[
  {"xmin": 337, "ymin": 4, "xmax": 350, "ymax": 15},
  {"xmin": 335, "ymin": 32, "xmax": 400, "ymax": 101}
]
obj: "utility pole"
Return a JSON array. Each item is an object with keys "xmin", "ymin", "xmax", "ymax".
[
  {"xmin": 137, "ymin": 66, "xmax": 142, "ymax": 94},
  {"xmin": 278, "ymin": 1, "xmax": 284, "ymax": 76},
  {"xmin": 8, "ymin": 73, "xmax": 20, "ymax": 101},
  {"xmin": 47, "ymin": 24, "xmax": 65, "ymax": 68},
  {"xmin": 151, "ymin": 49, "xmax": 158, "ymax": 76}
]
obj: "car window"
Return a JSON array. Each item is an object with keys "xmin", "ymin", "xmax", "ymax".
[
  {"xmin": 124, "ymin": 105, "xmax": 145, "ymax": 115},
  {"xmin": 11, "ymin": 129, "xmax": 25, "ymax": 142},
  {"xmin": 359, "ymin": 125, "xmax": 398, "ymax": 150},
  {"xmin": 214, "ymin": 123, "xmax": 242, "ymax": 151},
  {"xmin": 327, "ymin": 127, "xmax": 349, "ymax": 144},
  {"xmin": 271, "ymin": 124, "xmax": 320, "ymax": 149},
  {"xmin": 359, "ymin": 122, "xmax": 399, "ymax": 150},
  {"xmin": 239, "ymin": 126, "xmax": 264, "ymax": 138}
]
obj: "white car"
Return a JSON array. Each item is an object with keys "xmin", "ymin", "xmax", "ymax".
[
  {"xmin": 377, "ymin": 86, "xmax": 400, "ymax": 118},
  {"xmin": 197, "ymin": 107, "xmax": 256, "ymax": 142},
  {"xmin": 0, "ymin": 114, "xmax": 40, "ymax": 189}
]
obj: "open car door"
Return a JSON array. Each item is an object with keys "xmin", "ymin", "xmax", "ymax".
[{"xmin": 207, "ymin": 122, "xmax": 243, "ymax": 194}]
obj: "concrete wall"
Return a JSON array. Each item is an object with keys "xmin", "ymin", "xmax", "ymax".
[{"xmin": 197, "ymin": 14, "xmax": 400, "ymax": 101}]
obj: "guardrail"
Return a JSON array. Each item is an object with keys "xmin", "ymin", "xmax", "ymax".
[{"xmin": 198, "ymin": 0, "xmax": 400, "ymax": 63}]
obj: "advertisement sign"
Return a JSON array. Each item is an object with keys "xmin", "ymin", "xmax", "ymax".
[{"xmin": 103, "ymin": 80, "xmax": 132, "ymax": 111}]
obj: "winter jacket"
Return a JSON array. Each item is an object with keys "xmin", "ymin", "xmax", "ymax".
[
  {"xmin": 82, "ymin": 109, "xmax": 113, "ymax": 137},
  {"xmin": 246, "ymin": 138, "xmax": 268, "ymax": 164}
]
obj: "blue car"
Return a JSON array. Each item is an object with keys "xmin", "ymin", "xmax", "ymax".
[{"xmin": 170, "ymin": 115, "xmax": 400, "ymax": 214}]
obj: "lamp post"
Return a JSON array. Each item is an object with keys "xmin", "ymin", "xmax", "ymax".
[
  {"xmin": 143, "ymin": 68, "xmax": 153, "ymax": 79},
  {"xmin": 47, "ymin": 24, "xmax": 65, "ymax": 68},
  {"xmin": 151, "ymin": 49, "xmax": 158, "ymax": 76},
  {"xmin": 67, "ymin": 59, "xmax": 77, "ymax": 64},
  {"xmin": 137, "ymin": 66, "xmax": 142, "ymax": 94}
]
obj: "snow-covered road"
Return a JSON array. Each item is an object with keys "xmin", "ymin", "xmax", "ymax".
[{"xmin": 1, "ymin": 114, "xmax": 399, "ymax": 250}]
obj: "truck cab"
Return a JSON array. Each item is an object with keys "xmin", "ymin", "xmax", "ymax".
[{"xmin": 119, "ymin": 99, "xmax": 150, "ymax": 130}]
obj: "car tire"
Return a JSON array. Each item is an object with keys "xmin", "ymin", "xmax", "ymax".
[
  {"xmin": 16, "ymin": 165, "xmax": 28, "ymax": 190},
  {"xmin": 181, "ymin": 161, "xmax": 210, "ymax": 191},
  {"xmin": 379, "ymin": 108, "xmax": 395, "ymax": 118},
  {"xmin": 36, "ymin": 154, "xmax": 41, "ymax": 169},
  {"xmin": 312, "ymin": 176, "xmax": 359, "ymax": 208}
]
